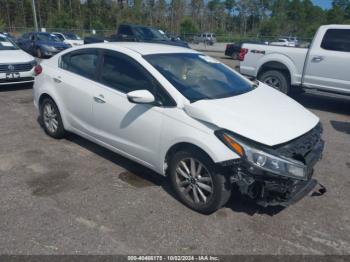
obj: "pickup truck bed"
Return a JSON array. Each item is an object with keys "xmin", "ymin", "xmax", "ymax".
[{"xmin": 239, "ymin": 24, "xmax": 350, "ymax": 96}]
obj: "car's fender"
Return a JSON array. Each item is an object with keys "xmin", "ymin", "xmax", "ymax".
[
  {"xmin": 156, "ymin": 109, "xmax": 240, "ymax": 176},
  {"xmin": 256, "ymin": 53, "xmax": 299, "ymax": 85}
]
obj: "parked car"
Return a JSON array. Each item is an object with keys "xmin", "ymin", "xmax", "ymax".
[
  {"xmin": 0, "ymin": 33, "xmax": 36, "ymax": 86},
  {"xmin": 84, "ymin": 35, "xmax": 108, "ymax": 44},
  {"xmin": 240, "ymin": 24, "xmax": 350, "ymax": 95},
  {"xmin": 17, "ymin": 32, "xmax": 70, "ymax": 58},
  {"xmin": 225, "ymin": 40, "xmax": 268, "ymax": 60},
  {"xmin": 270, "ymin": 38, "xmax": 296, "ymax": 47},
  {"xmin": 84, "ymin": 24, "xmax": 189, "ymax": 48},
  {"xmin": 284, "ymin": 36, "xmax": 299, "ymax": 46},
  {"xmin": 193, "ymin": 32, "xmax": 216, "ymax": 45},
  {"xmin": 33, "ymin": 42, "xmax": 324, "ymax": 213},
  {"xmin": 0, "ymin": 31, "xmax": 17, "ymax": 42},
  {"xmin": 52, "ymin": 32, "xmax": 84, "ymax": 47}
]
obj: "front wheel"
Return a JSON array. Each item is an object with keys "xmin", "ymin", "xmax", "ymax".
[
  {"xmin": 168, "ymin": 150, "xmax": 231, "ymax": 214},
  {"xmin": 259, "ymin": 70, "xmax": 290, "ymax": 94}
]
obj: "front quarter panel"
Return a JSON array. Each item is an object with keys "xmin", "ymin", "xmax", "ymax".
[{"xmin": 158, "ymin": 108, "xmax": 240, "ymax": 175}]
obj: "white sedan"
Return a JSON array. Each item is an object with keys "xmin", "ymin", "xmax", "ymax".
[
  {"xmin": 52, "ymin": 32, "xmax": 84, "ymax": 47},
  {"xmin": 33, "ymin": 43, "xmax": 324, "ymax": 213},
  {"xmin": 0, "ymin": 33, "xmax": 36, "ymax": 86}
]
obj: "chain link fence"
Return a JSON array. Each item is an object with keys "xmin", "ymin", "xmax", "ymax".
[{"xmin": 4, "ymin": 27, "xmax": 313, "ymax": 50}]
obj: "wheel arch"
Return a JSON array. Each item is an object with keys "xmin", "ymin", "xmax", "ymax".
[
  {"xmin": 38, "ymin": 92, "xmax": 69, "ymax": 128},
  {"xmin": 257, "ymin": 61, "xmax": 291, "ymax": 85},
  {"xmin": 38, "ymin": 93, "xmax": 53, "ymax": 110},
  {"xmin": 256, "ymin": 53, "xmax": 299, "ymax": 85},
  {"xmin": 165, "ymin": 143, "xmax": 214, "ymax": 172}
]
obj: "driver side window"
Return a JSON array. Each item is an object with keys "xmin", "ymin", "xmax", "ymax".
[
  {"xmin": 100, "ymin": 53, "xmax": 151, "ymax": 94},
  {"xmin": 98, "ymin": 51, "xmax": 176, "ymax": 107}
]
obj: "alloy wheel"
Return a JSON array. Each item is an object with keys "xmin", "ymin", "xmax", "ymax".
[
  {"xmin": 264, "ymin": 76, "xmax": 282, "ymax": 90},
  {"xmin": 43, "ymin": 103, "xmax": 58, "ymax": 134},
  {"xmin": 175, "ymin": 158, "xmax": 214, "ymax": 205}
]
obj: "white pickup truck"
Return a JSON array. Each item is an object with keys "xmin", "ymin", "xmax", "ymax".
[{"xmin": 239, "ymin": 24, "xmax": 350, "ymax": 95}]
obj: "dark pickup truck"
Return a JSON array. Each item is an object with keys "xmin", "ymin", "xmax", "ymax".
[{"xmin": 84, "ymin": 24, "xmax": 189, "ymax": 48}]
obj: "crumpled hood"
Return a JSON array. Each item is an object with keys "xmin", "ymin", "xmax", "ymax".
[
  {"xmin": 0, "ymin": 50, "xmax": 35, "ymax": 64},
  {"xmin": 184, "ymin": 83, "xmax": 319, "ymax": 146}
]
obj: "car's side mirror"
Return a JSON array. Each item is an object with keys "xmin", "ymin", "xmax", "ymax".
[{"xmin": 127, "ymin": 90, "xmax": 155, "ymax": 104}]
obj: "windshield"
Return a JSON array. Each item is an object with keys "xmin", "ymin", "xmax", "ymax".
[
  {"xmin": 37, "ymin": 33, "xmax": 60, "ymax": 42},
  {"xmin": 0, "ymin": 36, "xmax": 19, "ymax": 50},
  {"xmin": 134, "ymin": 27, "xmax": 169, "ymax": 41},
  {"xmin": 144, "ymin": 53, "xmax": 254, "ymax": 102},
  {"xmin": 64, "ymin": 33, "xmax": 80, "ymax": 40}
]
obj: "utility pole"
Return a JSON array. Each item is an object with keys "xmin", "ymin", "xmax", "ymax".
[{"xmin": 32, "ymin": 0, "xmax": 39, "ymax": 32}]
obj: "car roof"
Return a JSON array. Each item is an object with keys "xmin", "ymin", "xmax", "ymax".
[{"xmin": 90, "ymin": 42, "xmax": 198, "ymax": 55}]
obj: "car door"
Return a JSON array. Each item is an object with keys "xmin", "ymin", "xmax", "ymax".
[
  {"xmin": 56, "ymin": 48, "xmax": 101, "ymax": 135},
  {"xmin": 28, "ymin": 33, "xmax": 37, "ymax": 54},
  {"xmin": 91, "ymin": 50, "xmax": 174, "ymax": 168},
  {"xmin": 303, "ymin": 28, "xmax": 350, "ymax": 93},
  {"xmin": 19, "ymin": 33, "xmax": 32, "ymax": 53}
]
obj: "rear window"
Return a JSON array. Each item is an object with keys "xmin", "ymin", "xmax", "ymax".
[
  {"xmin": 60, "ymin": 50, "xmax": 98, "ymax": 80},
  {"xmin": 119, "ymin": 26, "xmax": 133, "ymax": 36},
  {"xmin": 321, "ymin": 29, "xmax": 350, "ymax": 52}
]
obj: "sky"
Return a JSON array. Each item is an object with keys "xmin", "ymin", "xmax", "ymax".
[
  {"xmin": 79, "ymin": 0, "xmax": 334, "ymax": 11},
  {"xmin": 312, "ymin": 0, "xmax": 333, "ymax": 9}
]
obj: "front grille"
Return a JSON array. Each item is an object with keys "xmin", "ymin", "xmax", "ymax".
[
  {"xmin": 274, "ymin": 123, "xmax": 323, "ymax": 162},
  {"xmin": 0, "ymin": 63, "xmax": 33, "ymax": 73}
]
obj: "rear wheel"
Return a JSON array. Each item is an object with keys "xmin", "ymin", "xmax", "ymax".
[
  {"xmin": 232, "ymin": 52, "xmax": 239, "ymax": 60},
  {"xmin": 259, "ymin": 70, "xmax": 290, "ymax": 94},
  {"xmin": 40, "ymin": 98, "xmax": 65, "ymax": 139},
  {"xmin": 168, "ymin": 150, "xmax": 231, "ymax": 214}
]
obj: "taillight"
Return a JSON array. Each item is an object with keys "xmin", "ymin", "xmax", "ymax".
[
  {"xmin": 34, "ymin": 64, "xmax": 42, "ymax": 76},
  {"xmin": 239, "ymin": 48, "xmax": 248, "ymax": 61}
]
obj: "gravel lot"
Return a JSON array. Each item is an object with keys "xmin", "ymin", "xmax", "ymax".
[{"xmin": 0, "ymin": 54, "xmax": 350, "ymax": 255}]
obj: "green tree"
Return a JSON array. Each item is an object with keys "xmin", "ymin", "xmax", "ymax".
[{"xmin": 180, "ymin": 17, "xmax": 198, "ymax": 34}]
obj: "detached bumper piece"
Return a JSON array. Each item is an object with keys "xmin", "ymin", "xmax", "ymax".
[{"xmin": 256, "ymin": 178, "xmax": 318, "ymax": 207}]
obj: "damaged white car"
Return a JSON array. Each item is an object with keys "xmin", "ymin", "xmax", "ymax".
[{"xmin": 33, "ymin": 43, "xmax": 324, "ymax": 213}]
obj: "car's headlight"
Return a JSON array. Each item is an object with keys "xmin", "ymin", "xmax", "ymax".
[
  {"xmin": 215, "ymin": 131, "xmax": 307, "ymax": 180},
  {"xmin": 42, "ymin": 45, "xmax": 57, "ymax": 51}
]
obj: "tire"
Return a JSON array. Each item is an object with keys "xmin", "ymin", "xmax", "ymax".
[
  {"xmin": 40, "ymin": 98, "xmax": 65, "ymax": 139},
  {"xmin": 232, "ymin": 52, "xmax": 238, "ymax": 60},
  {"xmin": 259, "ymin": 70, "xmax": 290, "ymax": 94},
  {"xmin": 168, "ymin": 150, "xmax": 231, "ymax": 214}
]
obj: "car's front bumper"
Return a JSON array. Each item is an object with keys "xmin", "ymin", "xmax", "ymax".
[
  {"xmin": 0, "ymin": 71, "xmax": 34, "ymax": 85},
  {"xmin": 226, "ymin": 124, "xmax": 325, "ymax": 207}
]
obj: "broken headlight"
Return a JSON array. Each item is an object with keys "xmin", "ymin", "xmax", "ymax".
[{"xmin": 215, "ymin": 131, "xmax": 307, "ymax": 180}]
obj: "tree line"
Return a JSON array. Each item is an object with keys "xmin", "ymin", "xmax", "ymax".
[{"xmin": 0, "ymin": 0, "xmax": 350, "ymax": 40}]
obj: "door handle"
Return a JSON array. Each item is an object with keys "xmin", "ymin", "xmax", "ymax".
[
  {"xmin": 53, "ymin": 77, "xmax": 62, "ymax": 83},
  {"xmin": 311, "ymin": 56, "xmax": 324, "ymax": 63},
  {"xmin": 93, "ymin": 94, "xmax": 106, "ymax": 104}
]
